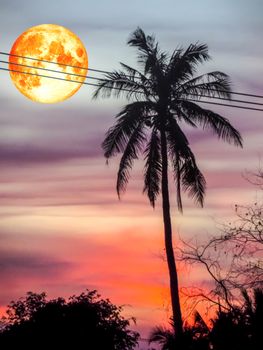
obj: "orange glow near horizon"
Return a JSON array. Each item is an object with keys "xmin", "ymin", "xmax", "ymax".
[
  {"xmin": 9, "ymin": 24, "xmax": 88, "ymax": 103},
  {"xmin": 0, "ymin": 153, "xmax": 249, "ymax": 336},
  {"xmin": 0, "ymin": 215, "xmax": 213, "ymax": 334}
]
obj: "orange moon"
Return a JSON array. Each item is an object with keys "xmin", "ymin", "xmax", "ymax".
[{"xmin": 9, "ymin": 24, "xmax": 88, "ymax": 103}]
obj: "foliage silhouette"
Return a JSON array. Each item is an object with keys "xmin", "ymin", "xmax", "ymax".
[
  {"xmin": 180, "ymin": 170, "xmax": 263, "ymax": 311},
  {"xmin": 0, "ymin": 290, "xmax": 139, "ymax": 350},
  {"xmin": 94, "ymin": 27, "xmax": 243, "ymax": 335},
  {"xmin": 149, "ymin": 288, "xmax": 263, "ymax": 350},
  {"xmin": 149, "ymin": 311, "xmax": 210, "ymax": 350},
  {"xmin": 210, "ymin": 288, "xmax": 263, "ymax": 350}
]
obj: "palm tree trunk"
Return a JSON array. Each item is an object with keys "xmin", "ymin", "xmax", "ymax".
[{"xmin": 160, "ymin": 127, "xmax": 183, "ymax": 335}]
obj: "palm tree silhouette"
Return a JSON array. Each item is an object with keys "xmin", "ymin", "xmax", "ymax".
[{"xmin": 94, "ymin": 27, "xmax": 243, "ymax": 335}]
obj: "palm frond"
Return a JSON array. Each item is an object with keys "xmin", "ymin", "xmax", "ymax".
[
  {"xmin": 166, "ymin": 117, "xmax": 190, "ymax": 211},
  {"xmin": 184, "ymin": 42, "xmax": 210, "ymax": 64},
  {"xmin": 194, "ymin": 310, "xmax": 210, "ymax": 331},
  {"xmin": 180, "ymin": 150, "xmax": 206, "ymax": 207},
  {"xmin": 143, "ymin": 129, "xmax": 162, "ymax": 207},
  {"xmin": 242, "ymin": 289, "xmax": 253, "ymax": 315},
  {"xmin": 119, "ymin": 62, "xmax": 148, "ymax": 83},
  {"xmin": 119, "ymin": 62, "xmax": 153, "ymax": 98},
  {"xmin": 127, "ymin": 27, "xmax": 167, "ymax": 78},
  {"xmin": 171, "ymin": 103, "xmax": 197, "ymax": 128},
  {"xmin": 116, "ymin": 123, "xmax": 146, "ymax": 196},
  {"xmin": 167, "ymin": 47, "xmax": 192, "ymax": 84},
  {"xmin": 167, "ymin": 117, "xmax": 206, "ymax": 207},
  {"xmin": 175, "ymin": 154, "xmax": 183, "ymax": 212},
  {"xmin": 179, "ymin": 100, "xmax": 243, "ymax": 147},
  {"xmin": 167, "ymin": 43, "xmax": 210, "ymax": 84},
  {"xmin": 127, "ymin": 27, "xmax": 156, "ymax": 54},
  {"xmin": 178, "ymin": 71, "xmax": 232, "ymax": 99},
  {"xmin": 148, "ymin": 326, "xmax": 175, "ymax": 349},
  {"xmin": 102, "ymin": 102, "xmax": 152, "ymax": 159},
  {"xmin": 93, "ymin": 70, "xmax": 148, "ymax": 100}
]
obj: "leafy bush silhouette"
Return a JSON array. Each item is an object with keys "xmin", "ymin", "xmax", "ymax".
[{"xmin": 0, "ymin": 290, "xmax": 139, "ymax": 350}]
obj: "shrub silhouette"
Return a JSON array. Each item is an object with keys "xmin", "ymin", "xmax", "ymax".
[{"xmin": 0, "ymin": 290, "xmax": 139, "ymax": 350}]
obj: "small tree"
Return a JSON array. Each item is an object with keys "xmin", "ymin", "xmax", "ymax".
[
  {"xmin": 0, "ymin": 290, "xmax": 139, "ymax": 350},
  {"xmin": 180, "ymin": 170, "xmax": 263, "ymax": 311}
]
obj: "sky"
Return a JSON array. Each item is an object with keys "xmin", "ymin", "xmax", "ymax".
[{"xmin": 0, "ymin": 0, "xmax": 263, "ymax": 343}]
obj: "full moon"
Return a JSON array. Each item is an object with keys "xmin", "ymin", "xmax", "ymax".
[{"xmin": 9, "ymin": 24, "xmax": 88, "ymax": 103}]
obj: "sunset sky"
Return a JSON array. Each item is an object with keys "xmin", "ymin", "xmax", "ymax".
[{"xmin": 0, "ymin": 0, "xmax": 263, "ymax": 341}]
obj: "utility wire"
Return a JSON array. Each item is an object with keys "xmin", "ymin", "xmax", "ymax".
[
  {"xmin": 0, "ymin": 67, "xmax": 97, "ymax": 87},
  {"xmin": 1, "ymin": 66, "xmax": 263, "ymax": 112},
  {"xmin": 1, "ymin": 50, "xmax": 263, "ymax": 100},
  {"xmin": 1, "ymin": 59, "xmax": 105, "ymax": 82},
  {"xmin": 0, "ymin": 51, "xmax": 115, "ymax": 76},
  {"xmin": 185, "ymin": 95, "xmax": 263, "ymax": 107},
  {"xmin": 186, "ymin": 99, "xmax": 263, "ymax": 112},
  {"xmin": 3, "ymin": 59, "xmax": 263, "ymax": 106},
  {"xmin": 0, "ymin": 66, "xmax": 144, "ymax": 95}
]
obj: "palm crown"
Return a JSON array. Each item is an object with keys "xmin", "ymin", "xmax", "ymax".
[{"xmin": 94, "ymin": 28, "xmax": 242, "ymax": 212}]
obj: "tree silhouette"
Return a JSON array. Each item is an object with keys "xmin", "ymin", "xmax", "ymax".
[
  {"xmin": 0, "ymin": 290, "xmax": 139, "ymax": 350},
  {"xmin": 149, "ymin": 288, "xmax": 263, "ymax": 350},
  {"xmin": 149, "ymin": 311, "xmax": 210, "ymax": 350},
  {"xmin": 180, "ymin": 170, "xmax": 263, "ymax": 311},
  {"xmin": 210, "ymin": 288, "xmax": 263, "ymax": 350},
  {"xmin": 94, "ymin": 27, "xmax": 243, "ymax": 335}
]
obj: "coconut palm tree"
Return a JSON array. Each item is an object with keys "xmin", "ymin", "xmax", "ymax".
[{"xmin": 93, "ymin": 27, "xmax": 243, "ymax": 335}]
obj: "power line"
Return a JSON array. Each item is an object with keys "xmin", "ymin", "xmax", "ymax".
[
  {"xmin": 186, "ymin": 99, "xmax": 263, "ymax": 112},
  {"xmin": 186, "ymin": 95, "xmax": 263, "ymax": 107},
  {"xmin": 0, "ymin": 67, "xmax": 98, "ymax": 87},
  {"xmin": 1, "ymin": 50, "xmax": 263, "ymax": 100},
  {"xmin": 3, "ymin": 59, "xmax": 263, "ymax": 107},
  {"xmin": 0, "ymin": 51, "xmax": 117, "ymax": 77},
  {"xmin": 1, "ymin": 59, "xmax": 105, "ymax": 82},
  {"xmin": 0, "ymin": 66, "xmax": 147, "ymax": 95},
  {"xmin": 195, "ymin": 87, "xmax": 263, "ymax": 100},
  {"xmin": 1, "ymin": 66, "xmax": 263, "ymax": 112},
  {"xmin": 0, "ymin": 60, "xmax": 263, "ymax": 106}
]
